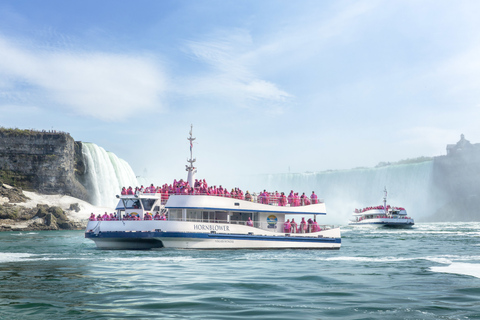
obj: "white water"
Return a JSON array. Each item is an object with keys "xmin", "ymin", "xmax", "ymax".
[
  {"xmin": 244, "ymin": 161, "xmax": 439, "ymax": 224},
  {"xmin": 82, "ymin": 142, "xmax": 138, "ymax": 207}
]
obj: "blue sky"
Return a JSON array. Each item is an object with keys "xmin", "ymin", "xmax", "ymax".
[{"xmin": 1, "ymin": 0, "xmax": 480, "ymax": 185}]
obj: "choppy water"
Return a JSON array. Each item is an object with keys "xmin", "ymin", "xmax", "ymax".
[{"xmin": 1, "ymin": 223, "xmax": 479, "ymax": 319}]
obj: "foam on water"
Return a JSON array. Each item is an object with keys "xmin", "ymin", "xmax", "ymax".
[
  {"xmin": 430, "ymin": 262, "xmax": 480, "ymax": 279},
  {"xmin": 0, "ymin": 252, "xmax": 35, "ymax": 263}
]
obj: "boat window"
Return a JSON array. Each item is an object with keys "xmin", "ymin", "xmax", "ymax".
[
  {"xmin": 187, "ymin": 210, "xmax": 201, "ymax": 222},
  {"xmin": 115, "ymin": 200, "xmax": 124, "ymax": 210},
  {"xmin": 141, "ymin": 198, "xmax": 157, "ymax": 211},
  {"xmin": 123, "ymin": 199, "xmax": 141, "ymax": 209},
  {"xmin": 169, "ymin": 209, "xmax": 181, "ymax": 221}
]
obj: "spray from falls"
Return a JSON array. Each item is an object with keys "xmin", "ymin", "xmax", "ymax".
[
  {"xmin": 243, "ymin": 161, "xmax": 438, "ymax": 224},
  {"xmin": 82, "ymin": 142, "xmax": 139, "ymax": 207}
]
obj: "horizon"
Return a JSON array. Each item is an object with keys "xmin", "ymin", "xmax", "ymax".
[{"xmin": 1, "ymin": 1, "xmax": 480, "ymax": 184}]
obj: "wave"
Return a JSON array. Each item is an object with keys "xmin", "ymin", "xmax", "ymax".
[
  {"xmin": 430, "ymin": 262, "xmax": 480, "ymax": 279},
  {"xmin": 0, "ymin": 252, "xmax": 35, "ymax": 263},
  {"xmin": 326, "ymin": 255, "xmax": 480, "ymax": 264}
]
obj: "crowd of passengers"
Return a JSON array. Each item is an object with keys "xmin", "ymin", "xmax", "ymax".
[
  {"xmin": 89, "ymin": 212, "xmax": 168, "ymax": 221},
  {"xmin": 354, "ymin": 205, "xmax": 406, "ymax": 213},
  {"xmin": 283, "ymin": 217, "xmax": 322, "ymax": 233},
  {"xmin": 120, "ymin": 179, "xmax": 320, "ymax": 207},
  {"xmin": 356, "ymin": 215, "xmax": 412, "ymax": 221},
  {"xmin": 89, "ymin": 212, "xmax": 324, "ymax": 233}
]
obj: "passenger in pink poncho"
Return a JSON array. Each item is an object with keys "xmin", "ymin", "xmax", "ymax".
[
  {"xmin": 299, "ymin": 217, "xmax": 307, "ymax": 233},
  {"xmin": 310, "ymin": 191, "xmax": 318, "ymax": 204},
  {"xmin": 284, "ymin": 219, "xmax": 291, "ymax": 233}
]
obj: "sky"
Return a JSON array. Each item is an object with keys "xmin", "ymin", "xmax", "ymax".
[{"xmin": 1, "ymin": 0, "xmax": 480, "ymax": 186}]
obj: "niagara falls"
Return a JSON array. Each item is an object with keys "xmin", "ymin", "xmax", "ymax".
[{"xmin": 2, "ymin": 1, "xmax": 480, "ymax": 319}]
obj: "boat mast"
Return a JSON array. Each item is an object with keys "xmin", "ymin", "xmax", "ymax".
[
  {"xmin": 383, "ymin": 187, "xmax": 388, "ymax": 216},
  {"xmin": 186, "ymin": 124, "xmax": 197, "ymax": 187}
]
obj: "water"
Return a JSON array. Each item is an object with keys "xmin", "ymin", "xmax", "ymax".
[
  {"xmin": 82, "ymin": 142, "xmax": 138, "ymax": 207},
  {"xmin": 1, "ymin": 223, "xmax": 479, "ymax": 319}
]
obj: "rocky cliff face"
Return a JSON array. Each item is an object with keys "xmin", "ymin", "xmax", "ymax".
[{"xmin": 0, "ymin": 128, "xmax": 88, "ymax": 201}]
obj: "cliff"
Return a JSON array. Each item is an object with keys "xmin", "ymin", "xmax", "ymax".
[
  {"xmin": 429, "ymin": 135, "xmax": 480, "ymax": 221},
  {"xmin": 0, "ymin": 128, "xmax": 88, "ymax": 201}
]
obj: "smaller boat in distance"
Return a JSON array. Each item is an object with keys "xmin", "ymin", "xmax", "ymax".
[{"xmin": 349, "ymin": 188, "xmax": 414, "ymax": 228}]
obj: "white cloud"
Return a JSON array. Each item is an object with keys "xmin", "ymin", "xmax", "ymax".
[
  {"xmin": 0, "ymin": 36, "xmax": 167, "ymax": 121},
  {"xmin": 181, "ymin": 29, "xmax": 292, "ymax": 111}
]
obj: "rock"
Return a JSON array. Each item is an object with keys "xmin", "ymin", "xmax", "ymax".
[
  {"xmin": 44, "ymin": 213, "xmax": 57, "ymax": 228},
  {"xmin": 69, "ymin": 203, "xmax": 80, "ymax": 212}
]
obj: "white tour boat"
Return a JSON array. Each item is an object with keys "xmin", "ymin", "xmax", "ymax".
[
  {"xmin": 85, "ymin": 127, "xmax": 341, "ymax": 250},
  {"xmin": 349, "ymin": 188, "xmax": 414, "ymax": 228}
]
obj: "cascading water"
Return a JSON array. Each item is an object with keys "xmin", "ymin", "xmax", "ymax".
[
  {"xmin": 244, "ymin": 161, "xmax": 440, "ymax": 224},
  {"xmin": 82, "ymin": 142, "xmax": 139, "ymax": 207}
]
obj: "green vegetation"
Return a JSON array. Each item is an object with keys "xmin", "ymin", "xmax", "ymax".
[
  {"xmin": 0, "ymin": 170, "xmax": 34, "ymax": 190},
  {"xmin": 375, "ymin": 156, "xmax": 433, "ymax": 168},
  {"xmin": 0, "ymin": 127, "xmax": 71, "ymax": 137}
]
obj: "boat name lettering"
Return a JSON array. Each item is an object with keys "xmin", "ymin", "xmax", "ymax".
[{"xmin": 194, "ymin": 224, "xmax": 230, "ymax": 231}]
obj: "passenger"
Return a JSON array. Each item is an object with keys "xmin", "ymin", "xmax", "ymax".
[
  {"xmin": 312, "ymin": 219, "xmax": 321, "ymax": 232},
  {"xmin": 154, "ymin": 212, "xmax": 161, "ymax": 220},
  {"xmin": 245, "ymin": 191, "xmax": 252, "ymax": 201},
  {"xmin": 291, "ymin": 218, "xmax": 298, "ymax": 233},
  {"xmin": 89, "ymin": 213, "xmax": 96, "ymax": 221},
  {"xmin": 288, "ymin": 191, "xmax": 294, "ymax": 206},
  {"xmin": 300, "ymin": 217, "xmax": 307, "ymax": 233},
  {"xmin": 284, "ymin": 219, "xmax": 291, "ymax": 233},
  {"xmin": 160, "ymin": 213, "xmax": 167, "ymax": 220},
  {"xmin": 96, "ymin": 214, "xmax": 102, "ymax": 221},
  {"xmin": 307, "ymin": 218, "xmax": 313, "ymax": 232},
  {"xmin": 246, "ymin": 217, "xmax": 253, "ymax": 227},
  {"xmin": 121, "ymin": 187, "xmax": 127, "ymax": 195},
  {"xmin": 311, "ymin": 191, "xmax": 318, "ymax": 204},
  {"xmin": 279, "ymin": 192, "xmax": 287, "ymax": 206},
  {"xmin": 300, "ymin": 193, "xmax": 306, "ymax": 206}
]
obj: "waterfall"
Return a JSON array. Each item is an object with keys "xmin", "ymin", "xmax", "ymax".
[
  {"xmin": 243, "ymin": 161, "xmax": 439, "ymax": 224},
  {"xmin": 82, "ymin": 142, "xmax": 138, "ymax": 207}
]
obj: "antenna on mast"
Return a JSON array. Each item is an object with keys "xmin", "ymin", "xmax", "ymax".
[
  {"xmin": 383, "ymin": 187, "xmax": 388, "ymax": 216},
  {"xmin": 186, "ymin": 124, "xmax": 197, "ymax": 187}
]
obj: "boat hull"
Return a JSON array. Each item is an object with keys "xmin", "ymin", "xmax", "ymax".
[
  {"xmin": 349, "ymin": 218, "xmax": 414, "ymax": 228},
  {"xmin": 85, "ymin": 221, "xmax": 341, "ymax": 250}
]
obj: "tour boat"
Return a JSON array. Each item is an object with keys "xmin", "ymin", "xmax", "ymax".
[
  {"xmin": 84, "ymin": 127, "xmax": 341, "ymax": 250},
  {"xmin": 349, "ymin": 188, "xmax": 414, "ymax": 228}
]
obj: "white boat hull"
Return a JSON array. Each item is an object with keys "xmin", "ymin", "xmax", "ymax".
[
  {"xmin": 349, "ymin": 218, "xmax": 414, "ymax": 228},
  {"xmin": 85, "ymin": 220, "xmax": 341, "ymax": 250}
]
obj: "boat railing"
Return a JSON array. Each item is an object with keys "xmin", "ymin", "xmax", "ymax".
[{"xmin": 124, "ymin": 191, "xmax": 324, "ymax": 207}]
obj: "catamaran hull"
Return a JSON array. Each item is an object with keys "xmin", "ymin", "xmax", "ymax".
[{"xmin": 85, "ymin": 221, "xmax": 341, "ymax": 250}]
